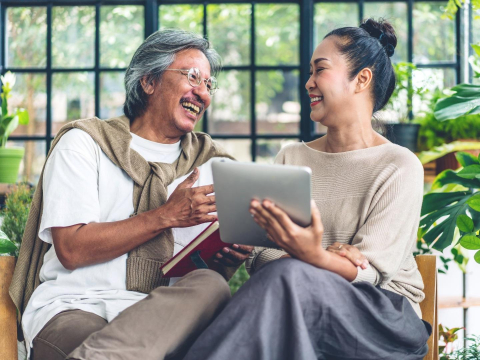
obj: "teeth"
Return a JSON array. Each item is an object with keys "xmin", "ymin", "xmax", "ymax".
[
  {"xmin": 310, "ymin": 96, "xmax": 323, "ymax": 103},
  {"xmin": 181, "ymin": 102, "xmax": 200, "ymax": 114}
]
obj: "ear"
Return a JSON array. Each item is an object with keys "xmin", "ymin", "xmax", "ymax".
[
  {"xmin": 140, "ymin": 76, "xmax": 155, "ymax": 95},
  {"xmin": 355, "ymin": 68, "xmax": 373, "ymax": 94}
]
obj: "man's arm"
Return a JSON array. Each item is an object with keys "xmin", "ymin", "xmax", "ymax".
[{"xmin": 53, "ymin": 168, "xmax": 217, "ymax": 270}]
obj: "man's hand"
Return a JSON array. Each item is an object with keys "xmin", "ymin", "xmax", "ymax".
[
  {"xmin": 326, "ymin": 242, "xmax": 368, "ymax": 269},
  {"xmin": 213, "ymin": 244, "xmax": 253, "ymax": 267},
  {"xmin": 158, "ymin": 168, "xmax": 217, "ymax": 228}
]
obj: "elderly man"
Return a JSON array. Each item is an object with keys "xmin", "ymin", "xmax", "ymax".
[{"xmin": 10, "ymin": 29, "xmax": 252, "ymax": 360}]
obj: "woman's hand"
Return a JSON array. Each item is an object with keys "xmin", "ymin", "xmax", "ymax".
[
  {"xmin": 249, "ymin": 199, "xmax": 325, "ymax": 266},
  {"xmin": 326, "ymin": 242, "xmax": 369, "ymax": 270}
]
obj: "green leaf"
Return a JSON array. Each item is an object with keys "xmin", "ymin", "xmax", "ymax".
[
  {"xmin": 471, "ymin": 209, "xmax": 480, "ymax": 231},
  {"xmin": 460, "ymin": 233, "xmax": 480, "ymax": 250},
  {"xmin": 417, "ymin": 141, "xmax": 480, "ymax": 165},
  {"xmin": 467, "ymin": 193, "xmax": 480, "ymax": 212},
  {"xmin": 457, "ymin": 165, "xmax": 480, "ymax": 179},
  {"xmin": 0, "ymin": 230, "xmax": 17, "ymax": 255},
  {"xmin": 421, "ymin": 191, "xmax": 469, "ymax": 216},
  {"xmin": 456, "ymin": 214, "xmax": 474, "ymax": 232},
  {"xmin": 420, "ymin": 196, "xmax": 471, "ymax": 251},
  {"xmin": 475, "ymin": 250, "xmax": 480, "ymax": 264},
  {"xmin": 434, "ymin": 83, "xmax": 480, "ymax": 121},
  {"xmin": 456, "ymin": 151, "xmax": 480, "ymax": 167},
  {"xmin": 3, "ymin": 114, "xmax": 18, "ymax": 141},
  {"xmin": 472, "ymin": 44, "xmax": 480, "ymax": 57},
  {"xmin": 16, "ymin": 108, "xmax": 29, "ymax": 125},
  {"xmin": 432, "ymin": 169, "xmax": 480, "ymax": 190}
]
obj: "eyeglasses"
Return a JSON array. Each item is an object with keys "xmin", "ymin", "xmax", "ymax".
[{"xmin": 165, "ymin": 67, "xmax": 219, "ymax": 96}]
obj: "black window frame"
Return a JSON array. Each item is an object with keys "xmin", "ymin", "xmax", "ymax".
[{"xmin": 0, "ymin": 0, "xmax": 464, "ymax": 161}]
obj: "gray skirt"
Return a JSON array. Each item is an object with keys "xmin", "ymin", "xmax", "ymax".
[{"xmin": 183, "ymin": 258, "xmax": 432, "ymax": 360}]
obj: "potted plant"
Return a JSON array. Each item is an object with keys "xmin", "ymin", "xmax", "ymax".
[
  {"xmin": 419, "ymin": 151, "xmax": 480, "ymax": 265},
  {"xmin": 0, "ymin": 71, "xmax": 29, "ymax": 184},
  {"xmin": 0, "ymin": 184, "xmax": 33, "ymax": 359},
  {"xmin": 381, "ymin": 62, "xmax": 428, "ymax": 152}
]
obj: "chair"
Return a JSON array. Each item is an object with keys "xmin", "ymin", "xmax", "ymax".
[{"xmin": 416, "ymin": 254, "xmax": 439, "ymax": 360}]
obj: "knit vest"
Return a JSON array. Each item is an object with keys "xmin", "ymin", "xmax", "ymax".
[{"xmin": 9, "ymin": 115, "xmax": 234, "ymax": 321}]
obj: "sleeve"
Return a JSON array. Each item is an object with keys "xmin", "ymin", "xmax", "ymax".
[
  {"xmin": 352, "ymin": 157, "xmax": 424, "ymax": 286},
  {"xmin": 38, "ymin": 130, "xmax": 102, "ymax": 244}
]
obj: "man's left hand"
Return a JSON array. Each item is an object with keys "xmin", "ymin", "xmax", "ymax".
[{"xmin": 213, "ymin": 244, "xmax": 253, "ymax": 267}]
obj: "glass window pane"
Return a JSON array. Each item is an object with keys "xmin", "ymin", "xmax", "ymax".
[
  {"xmin": 413, "ymin": 2, "xmax": 456, "ymax": 63},
  {"xmin": 314, "ymin": 3, "xmax": 359, "ymax": 46},
  {"xmin": 212, "ymin": 139, "xmax": 251, "ymax": 162},
  {"xmin": 10, "ymin": 73, "xmax": 46, "ymax": 136},
  {"xmin": 208, "ymin": 70, "xmax": 250, "ymax": 135},
  {"xmin": 364, "ymin": 2, "xmax": 408, "ymax": 62},
  {"xmin": 256, "ymin": 70, "xmax": 300, "ymax": 135},
  {"xmin": 5, "ymin": 140, "xmax": 46, "ymax": 185},
  {"xmin": 100, "ymin": 6, "xmax": 144, "ymax": 68},
  {"xmin": 256, "ymin": 139, "xmax": 298, "ymax": 164},
  {"xmin": 207, "ymin": 4, "xmax": 251, "ymax": 66},
  {"xmin": 159, "ymin": 5, "xmax": 203, "ymax": 34},
  {"xmin": 100, "ymin": 72, "xmax": 125, "ymax": 119},
  {"xmin": 412, "ymin": 68, "xmax": 456, "ymax": 116},
  {"xmin": 7, "ymin": 7, "xmax": 47, "ymax": 68},
  {"xmin": 255, "ymin": 4, "xmax": 299, "ymax": 66},
  {"xmin": 52, "ymin": 6, "xmax": 95, "ymax": 68},
  {"xmin": 52, "ymin": 72, "xmax": 95, "ymax": 135}
]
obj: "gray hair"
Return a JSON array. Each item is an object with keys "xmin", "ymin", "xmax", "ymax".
[{"xmin": 123, "ymin": 29, "xmax": 221, "ymax": 120}]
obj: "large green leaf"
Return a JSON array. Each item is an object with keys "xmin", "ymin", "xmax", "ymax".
[
  {"xmin": 475, "ymin": 250, "xmax": 480, "ymax": 264},
  {"xmin": 471, "ymin": 209, "xmax": 480, "ymax": 231},
  {"xmin": 434, "ymin": 83, "xmax": 480, "ymax": 121},
  {"xmin": 459, "ymin": 233, "xmax": 480, "ymax": 250},
  {"xmin": 456, "ymin": 152, "xmax": 480, "ymax": 167},
  {"xmin": 417, "ymin": 141, "xmax": 480, "ymax": 165},
  {"xmin": 467, "ymin": 193, "xmax": 480, "ymax": 211},
  {"xmin": 421, "ymin": 191, "xmax": 469, "ymax": 216},
  {"xmin": 3, "ymin": 114, "xmax": 18, "ymax": 142},
  {"xmin": 456, "ymin": 214, "xmax": 474, "ymax": 232},
  {"xmin": 0, "ymin": 230, "xmax": 17, "ymax": 255},
  {"xmin": 432, "ymin": 169, "xmax": 480, "ymax": 190},
  {"xmin": 457, "ymin": 165, "xmax": 480, "ymax": 179},
  {"xmin": 420, "ymin": 197, "xmax": 471, "ymax": 251}
]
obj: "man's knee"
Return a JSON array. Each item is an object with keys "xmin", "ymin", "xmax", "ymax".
[
  {"xmin": 187, "ymin": 269, "xmax": 231, "ymax": 306},
  {"xmin": 32, "ymin": 310, "xmax": 107, "ymax": 360}
]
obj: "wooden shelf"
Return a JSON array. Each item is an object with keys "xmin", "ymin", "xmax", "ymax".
[{"xmin": 438, "ymin": 297, "xmax": 480, "ymax": 309}]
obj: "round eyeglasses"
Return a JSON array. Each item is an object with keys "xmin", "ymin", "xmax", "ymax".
[{"xmin": 165, "ymin": 67, "xmax": 219, "ymax": 96}]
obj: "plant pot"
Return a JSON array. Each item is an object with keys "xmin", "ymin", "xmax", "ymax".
[
  {"xmin": 0, "ymin": 147, "xmax": 24, "ymax": 184},
  {"xmin": 0, "ymin": 256, "xmax": 17, "ymax": 360},
  {"xmin": 435, "ymin": 139, "xmax": 480, "ymax": 175},
  {"xmin": 384, "ymin": 123, "xmax": 421, "ymax": 152}
]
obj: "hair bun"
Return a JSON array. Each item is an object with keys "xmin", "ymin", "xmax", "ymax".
[{"xmin": 360, "ymin": 18, "xmax": 397, "ymax": 58}]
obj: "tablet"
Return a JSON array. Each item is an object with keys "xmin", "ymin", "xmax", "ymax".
[{"xmin": 212, "ymin": 160, "xmax": 312, "ymax": 248}]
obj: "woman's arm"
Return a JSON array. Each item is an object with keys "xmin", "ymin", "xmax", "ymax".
[{"xmin": 250, "ymin": 199, "xmax": 359, "ymax": 281}]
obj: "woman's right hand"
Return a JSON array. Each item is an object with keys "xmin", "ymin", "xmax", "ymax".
[{"xmin": 326, "ymin": 242, "xmax": 369, "ymax": 269}]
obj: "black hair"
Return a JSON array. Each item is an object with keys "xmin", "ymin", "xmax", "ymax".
[{"xmin": 324, "ymin": 18, "xmax": 397, "ymax": 114}]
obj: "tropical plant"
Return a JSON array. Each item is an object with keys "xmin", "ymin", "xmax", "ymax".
[
  {"xmin": 444, "ymin": 0, "xmax": 480, "ymax": 19},
  {"xmin": 228, "ymin": 263, "xmax": 250, "ymax": 295},
  {"xmin": 443, "ymin": 335, "xmax": 480, "ymax": 360},
  {"xmin": 439, "ymin": 324, "xmax": 464, "ymax": 359},
  {"xmin": 0, "ymin": 184, "xmax": 34, "ymax": 257},
  {"xmin": 0, "ymin": 71, "xmax": 29, "ymax": 147},
  {"xmin": 419, "ymin": 152, "xmax": 480, "ymax": 264}
]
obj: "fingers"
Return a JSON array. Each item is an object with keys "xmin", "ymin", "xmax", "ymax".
[
  {"xmin": 310, "ymin": 200, "xmax": 323, "ymax": 232},
  {"xmin": 194, "ymin": 184, "xmax": 214, "ymax": 195},
  {"xmin": 231, "ymin": 244, "xmax": 254, "ymax": 254},
  {"xmin": 213, "ymin": 247, "xmax": 252, "ymax": 267},
  {"xmin": 176, "ymin": 168, "xmax": 200, "ymax": 189},
  {"xmin": 327, "ymin": 242, "xmax": 369, "ymax": 269}
]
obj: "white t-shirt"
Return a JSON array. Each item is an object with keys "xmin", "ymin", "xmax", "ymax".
[{"xmin": 22, "ymin": 129, "xmax": 227, "ymax": 355}]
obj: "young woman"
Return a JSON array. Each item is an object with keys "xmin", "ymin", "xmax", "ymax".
[{"xmin": 183, "ymin": 19, "xmax": 432, "ymax": 360}]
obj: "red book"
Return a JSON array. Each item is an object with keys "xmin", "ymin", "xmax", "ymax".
[{"xmin": 160, "ymin": 221, "xmax": 228, "ymax": 277}]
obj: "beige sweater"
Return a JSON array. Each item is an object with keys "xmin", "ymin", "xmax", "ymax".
[{"xmin": 246, "ymin": 142, "xmax": 425, "ymax": 317}]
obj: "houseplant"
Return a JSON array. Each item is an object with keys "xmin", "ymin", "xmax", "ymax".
[
  {"xmin": 419, "ymin": 152, "xmax": 480, "ymax": 265},
  {"xmin": 0, "ymin": 71, "xmax": 29, "ymax": 184},
  {"xmin": 381, "ymin": 62, "xmax": 428, "ymax": 152},
  {"xmin": 0, "ymin": 184, "xmax": 33, "ymax": 360}
]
